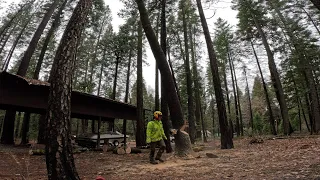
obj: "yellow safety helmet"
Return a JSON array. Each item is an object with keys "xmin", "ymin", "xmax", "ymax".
[{"xmin": 153, "ymin": 111, "xmax": 162, "ymax": 119}]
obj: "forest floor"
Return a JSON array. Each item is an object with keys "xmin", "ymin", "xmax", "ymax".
[{"xmin": 0, "ymin": 134, "xmax": 320, "ymax": 180}]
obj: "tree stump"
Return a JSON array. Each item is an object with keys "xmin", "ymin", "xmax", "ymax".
[{"xmin": 174, "ymin": 130, "xmax": 193, "ymax": 157}]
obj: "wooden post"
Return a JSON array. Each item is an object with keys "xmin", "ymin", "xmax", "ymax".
[
  {"xmin": 123, "ymin": 119, "xmax": 127, "ymax": 150},
  {"xmin": 97, "ymin": 117, "xmax": 101, "ymax": 148}
]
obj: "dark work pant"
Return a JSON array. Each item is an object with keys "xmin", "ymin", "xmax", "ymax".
[{"xmin": 150, "ymin": 139, "xmax": 165, "ymax": 160}]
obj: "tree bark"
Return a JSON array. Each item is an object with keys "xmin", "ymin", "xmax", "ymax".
[
  {"xmin": 310, "ymin": 0, "xmax": 320, "ymax": 11},
  {"xmin": 196, "ymin": 0, "xmax": 233, "ymax": 149},
  {"xmin": 17, "ymin": 0, "xmax": 59, "ymax": 76},
  {"xmin": 20, "ymin": 112, "xmax": 31, "ymax": 144},
  {"xmin": 2, "ymin": 18, "xmax": 31, "ymax": 71},
  {"xmin": 227, "ymin": 49, "xmax": 240, "ymax": 136},
  {"xmin": 37, "ymin": 115, "xmax": 46, "ymax": 144},
  {"xmin": 45, "ymin": 0, "xmax": 91, "ymax": 179},
  {"xmin": 182, "ymin": 0, "xmax": 196, "ymax": 144},
  {"xmin": 14, "ymin": 112, "xmax": 22, "ymax": 139},
  {"xmin": 135, "ymin": 0, "xmax": 193, "ymax": 155},
  {"xmin": 251, "ymin": 12, "xmax": 290, "ymax": 135},
  {"xmin": 123, "ymin": 43, "xmax": 132, "ymax": 147},
  {"xmin": 136, "ymin": 21, "xmax": 146, "ymax": 147},
  {"xmin": 0, "ymin": 2, "xmax": 28, "ymax": 38},
  {"xmin": 160, "ymin": 0, "xmax": 173, "ymax": 153},
  {"xmin": 155, "ymin": 10, "xmax": 160, "ymax": 111},
  {"xmin": 0, "ymin": 110, "xmax": 16, "ymax": 144},
  {"xmin": 34, "ymin": 0, "xmax": 67, "ymax": 79},
  {"xmin": 270, "ymin": 1, "xmax": 320, "ymax": 133},
  {"xmin": 167, "ymin": 45, "xmax": 181, "ymax": 102},
  {"xmin": 243, "ymin": 66, "xmax": 254, "ymax": 131},
  {"xmin": 0, "ymin": 23, "xmax": 17, "ymax": 56},
  {"xmin": 232, "ymin": 61, "xmax": 243, "ymax": 136},
  {"xmin": 250, "ymin": 39, "xmax": 277, "ymax": 135}
]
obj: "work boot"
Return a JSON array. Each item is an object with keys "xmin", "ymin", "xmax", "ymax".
[
  {"xmin": 150, "ymin": 159, "xmax": 158, "ymax": 164},
  {"xmin": 155, "ymin": 157, "xmax": 164, "ymax": 162},
  {"xmin": 149, "ymin": 150, "xmax": 158, "ymax": 164}
]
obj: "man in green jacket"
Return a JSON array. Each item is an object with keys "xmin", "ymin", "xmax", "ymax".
[{"xmin": 146, "ymin": 111, "xmax": 167, "ymax": 164}]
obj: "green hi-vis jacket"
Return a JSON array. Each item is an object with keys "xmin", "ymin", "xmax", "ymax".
[{"xmin": 146, "ymin": 120, "xmax": 167, "ymax": 143}]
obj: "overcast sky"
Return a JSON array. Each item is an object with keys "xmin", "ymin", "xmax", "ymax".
[{"xmin": 2, "ymin": 0, "xmax": 247, "ymax": 92}]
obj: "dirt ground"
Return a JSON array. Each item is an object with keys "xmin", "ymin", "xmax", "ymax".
[{"xmin": 0, "ymin": 135, "xmax": 320, "ymax": 180}]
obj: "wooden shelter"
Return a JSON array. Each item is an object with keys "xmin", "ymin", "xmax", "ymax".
[{"xmin": 0, "ymin": 71, "xmax": 138, "ymax": 121}]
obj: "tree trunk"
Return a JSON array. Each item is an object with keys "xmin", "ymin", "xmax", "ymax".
[
  {"xmin": 37, "ymin": 115, "xmax": 46, "ymax": 144},
  {"xmin": 0, "ymin": 23, "xmax": 17, "ymax": 56},
  {"xmin": 136, "ymin": 21, "xmax": 146, "ymax": 147},
  {"xmin": 182, "ymin": 1, "xmax": 196, "ymax": 144},
  {"xmin": 2, "ymin": 18, "xmax": 31, "ymax": 71},
  {"xmin": 160, "ymin": 0, "xmax": 173, "ymax": 153},
  {"xmin": 250, "ymin": 39, "xmax": 277, "ymax": 135},
  {"xmin": 136, "ymin": 0, "xmax": 193, "ymax": 155},
  {"xmin": 233, "ymin": 61, "xmax": 243, "ymax": 136},
  {"xmin": 227, "ymin": 49, "xmax": 240, "ymax": 137},
  {"xmin": 243, "ymin": 66, "xmax": 254, "ymax": 131},
  {"xmin": 0, "ymin": 2, "xmax": 28, "ymax": 38},
  {"xmin": 123, "ymin": 43, "xmax": 132, "ymax": 147},
  {"xmin": 0, "ymin": 110, "xmax": 16, "ymax": 144},
  {"xmin": 196, "ymin": 0, "xmax": 233, "ymax": 149},
  {"xmin": 155, "ymin": 10, "xmax": 160, "ymax": 111},
  {"xmin": 167, "ymin": 43, "xmax": 181, "ymax": 102},
  {"xmin": 33, "ymin": 0, "xmax": 67, "ymax": 79},
  {"xmin": 270, "ymin": 1, "xmax": 320, "ymax": 133},
  {"xmin": 301, "ymin": 7, "xmax": 320, "ymax": 36},
  {"xmin": 20, "ymin": 112, "xmax": 31, "ymax": 145},
  {"xmin": 210, "ymin": 97, "xmax": 216, "ymax": 136},
  {"xmin": 14, "ymin": 112, "xmax": 22, "ymax": 139},
  {"xmin": 251, "ymin": 12, "xmax": 290, "ymax": 135},
  {"xmin": 45, "ymin": 0, "xmax": 91, "ymax": 179},
  {"xmin": 190, "ymin": 25, "xmax": 205, "ymax": 141},
  {"xmin": 17, "ymin": 0, "xmax": 59, "ymax": 76},
  {"xmin": 224, "ymin": 67, "xmax": 233, "ymax": 136},
  {"xmin": 310, "ymin": 0, "xmax": 320, "ymax": 11}
]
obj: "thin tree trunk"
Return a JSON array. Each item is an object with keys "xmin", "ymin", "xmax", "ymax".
[
  {"xmin": 301, "ymin": 6, "xmax": 320, "ymax": 35},
  {"xmin": 22, "ymin": 1, "xmax": 67, "ymax": 145},
  {"xmin": 167, "ymin": 44, "xmax": 181, "ymax": 102},
  {"xmin": 45, "ymin": 0, "xmax": 91, "ymax": 179},
  {"xmin": 17, "ymin": 0, "xmax": 60, "ymax": 76},
  {"xmin": 123, "ymin": 43, "xmax": 132, "ymax": 147},
  {"xmin": 196, "ymin": 0, "xmax": 233, "ymax": 149},
  {"xmin": 14, "ymin": 112, "xmax": 22, "ymax": 139},
  {"xmin": 310, "ymin": 0, "xmax": 320, "ymax": 11},
  {"xmin": 136, "ymin": 0, "xmax": 193, "ymax": 155},
  {"xmin": 0, "ymin": 2, "xmax": 28, "ymax": 38},
  {"xmin": 2, "ymin": 18, "xmax": 31, "ymax": 71},
  {"xmin": 224, "ymin": 68, "xmax": 233, "ymax": 136},
  {"xmin": 182, "ymin": 1, "xmax": 196, "ymax": 144},
  {"xmin": 233, "ymin": 61, "xmax": 243, "ymax": 136},
  {"xmin": 190, "ymin": 25, "xmax": 205, "ymax": 141},
  {"xmin": 250, "ymin": 39, "xmax": 277, "ymax": 135},
  {"xmin": 0, "ymin": 23, "xmax": 17, "ymax": 56},
  {"xmin": 210, "ymin": 97, "xmax": 215, "ymax": 136},
  {"xmin": 271, "ymin": 0, "xmax": 319, "ymax": 133},
  {"xmin": 251, "ymin": 12, "xmax": 290, "ymax": 135},
  {"xmin": 243, "ymin": 66, "xmax": 254, "ymax": 131},
  {"xmin": 227, "ymin": 49, "xmax": 240, "ymax": 136},
  {"xmin": 34, "ymin": 0, "xmax": 67, "ymax": 79},
  {"xmin": 0, "ymin": 110, "xmax": 16, "ymax": 144},
  {"xmin": 155, "ymin": 10, "xmax": 160, "ymax": 111},
  {"xmin": 160, "ymin": 0, "xmax": 173, "ymax": 153},
  {"xmin": 37, "ymin": 114, "xmax": 46, "ymax": 144},
  {"xmin": 136, "ymin": 21, "xmax": 146, "ymax": 147},
  {"xmin": 89, "ymin": 14, "xmax": 107, "ymax": 86},
  {"xmin": 20, "ymin": 112, "xmax": 31, "ymax": 144}
]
